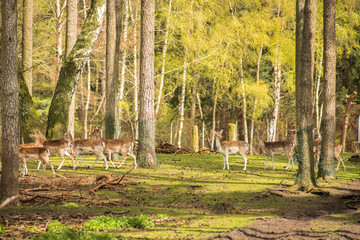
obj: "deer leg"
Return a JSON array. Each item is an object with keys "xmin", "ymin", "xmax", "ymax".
[
  {"xmin": 128, "ymin": 151, "xmax": 137, "ymax": 169},
  {"xmin": 91, "ymin": 155, "xmax": 100, "ymax": 169},
  {"xmin": 271, "ymin": 154, "xmax": 275, "ymax": 170},
  {"xmin": 240, "ymin": 153, "xmax": 247, "ymax": 171},
  {"xmin": 22, "ymin": 158, "xmax": 27, "ymax": 176},
  {"xmin": 57, "ymin": 153, "xmax": 66, "ymax": 170},
  {"xmin": 37, "ymin": 161, "xmax": 42, "ymax": 171},
  {"xmin": 99, "ymin": 152, "xmax": 108, "ymax": 170},
  {"xmin": 107, "ymin": 151, "xmax": 116, "ymax": 168},
  {"xmin": 264, "ymin": 155, "xmax": 269, "ymax": 169},
  {"xmin": 73, "ymin": 154, "xmax": 79, "ymax": 169},
  {"xmin": 226, "ymin": 152, "xmax": 230, "ymax": 170},
  {"xmin": 285, "ymin": 152, "xmax": 292, "ymax": 170},
  {"xmin": 117, "ymin": 154, "xmax": 127, "ymax": 168},
  {"xmin": 44, "ymin": 158, "xmax": 55, "ymax": 176},
  {"xmin": 79, "ymin": 155, "xmax": 89, "ymax": 168},
  {"xmin": 335, "ymin": 155, "xmax": 346, "ymax": 171}
]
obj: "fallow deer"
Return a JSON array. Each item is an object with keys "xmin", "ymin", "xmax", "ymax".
[
  {"xmin": 19, "ymin": 147, "xmax": 55, "ymax": 176},
  {"xmin": 213, "ymin": 130, "xmax": 248, "ymax": 171},
  {"xmin": 259, "ymin": 133, "xmax": 296, "ymax": 170},
  {"xmin": 313, "ymin": 138, "xmax": 345, "ymax": 171},
  {"xmin": 89, "ymin": 128, "xmax": 137, "ymax": 169},
  {"xmin": 62, "ymin": 131, "xmax": 112, "ymax": 170}
]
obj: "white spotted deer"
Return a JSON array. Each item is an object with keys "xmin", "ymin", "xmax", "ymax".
[
  {"xmin": 213, "ymin": 130, "xmax": 248, "ymax": 171},
  {"xmin": 62, "ymin": 131, "xmax": 113, "ymax": 170},
  {"xmin": 89, "ymin": 128, "xmax": 137, "ymax": 169},
  {"xmin": 19, "ymin": 147, "xmax": 55, "ymax": 176},
  {"xmin": 259, "ymin": 133, "xmax": 296, "ymax": 170},
  {"xmin": 313, "ymin": 138, "xmax": 345, "ymax": 171},
  {"xmin": 29, "ymin": 130, "xmax": 75, "ymax": 170}
]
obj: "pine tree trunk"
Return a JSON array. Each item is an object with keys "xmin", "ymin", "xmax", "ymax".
[
  {"xmin": 22, "ymin": 0, "xmax": 33, "ymax": 96},
  {"xmin": 318, "ymin": 0, "xmax": 336, "ymax": 179},
  {"xmin": 46, "ymin": 0, "xmax": 106, "ymax": 140},
  {"xmin": 137, "ymin": 0, "xmax": 157, "ymax": 167},
  {"xmin": 0, "ymin": 0, "xmax": 20, "ymax": 204},
  {"xmin": 295, "ymin": 0, "xmax": 317, "ymax": 191},
  {"xmin": 177, "ymin": 60, "xmax": 187, "ymax": 148}
]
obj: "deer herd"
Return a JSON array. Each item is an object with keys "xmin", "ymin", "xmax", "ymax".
[{"xmin": 18, "ymin": 127, "xmax": 345, "ymax": 176}]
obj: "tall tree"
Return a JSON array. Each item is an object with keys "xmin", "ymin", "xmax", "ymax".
[
  {"xmin": 0, "ymin": 0, "xmax": 19, "ymax": 205},
  {"xmin": 46, "ymin": 0, "xmax": 106, "ymax": 140},
  {"xmin": 22, "ymin": 0, "xmax": 33, "ymax": 95},
  {"xmin": 318, "ymin": 0, "xmax": 336, "ymax": 179},
  {"xmin": 137, "ymin": 0, "xmax": 157, "ymax": 167},
  {"xmin": 295, "ymin": 0, "xmax": 318, "ymax": 190},
  {"xmin": 66, "ymin": 0, "xmax": 78, "ymax": 137},
  {"xmin": 104, "ymin": 0, "xmax": 117, "ymax": 139},
  {"xmin": 296, "ymin": 0, "xmax": 305, "ymax": 124}
]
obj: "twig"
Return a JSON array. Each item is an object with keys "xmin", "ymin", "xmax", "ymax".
[{"xmin": 0, "ymin": 195, "xmax": 19, "ymax": 208}]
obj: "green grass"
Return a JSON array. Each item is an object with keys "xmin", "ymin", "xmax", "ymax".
[{"xmin": 8, "ymin": 152, "xmax": 360, "ymax": 239}]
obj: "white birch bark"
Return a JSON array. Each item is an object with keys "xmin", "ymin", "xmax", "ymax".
[
  {"xmin": 211, "ymin": 79, "xmax": 219, "ymax": 150},
  {"xmin": 268, "ymin": 63, "xmax": 281, "ymax": 141},
  {"xmin": 155, "ymin": 0, "xmax": 172, "ymax": 116},
  {"xmin": 84, "ymin": 60, "xmax": 91, "ymax": 138},
  {"xmin": 196, "ymin": 93, "xmax": 205, "ymax": 148},
  {"xmin": 177, "ymin": 61, "xmax": 187, "ymax": 148},
  {"xmin": 314, "ymin": 49, "xmax": 323, "ymax": 136},
  {"xmin": 240, "ymin": 57, "xmax": 248, "ymax": 143},
  {"xmin": 132, "ymin": 2, "xmax": 139, "ymax": 141}
]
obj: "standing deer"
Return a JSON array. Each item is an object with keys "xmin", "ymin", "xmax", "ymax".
[
  {"xmin": 313, "ymin": 138, "xmax": 345, "ymax": 171},
  {"xmin": 213, "ymin": 130, "xmax": 248, "ymax": 171},
  {"xmin": 89, "ymin": 128, "xmax": 137, "ymax": 169},
  {"xmin": 19, "ymin": 147, "xmax": 55, "ymax": 176},
  {"xmin": 259, "ymin": 133, "xmax": 296, "ymax": 170},
  {"xmin": 29, "ymin": 130, "xmax": 75, "ymax": 170},
  {"xmin": 62, "ymin": 131, "xmax": 113, "ymax": 170}
]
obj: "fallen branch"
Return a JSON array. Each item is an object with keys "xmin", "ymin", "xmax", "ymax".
[
  {"xmin": 0, "ymin": 195, "xmax": 19, "ymax": 208},
  {"xmin": 90, "ymin": 168, "xmax": 133, "ymax": 195}
]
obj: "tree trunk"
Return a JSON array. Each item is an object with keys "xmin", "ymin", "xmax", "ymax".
[
  {"xmin": 268, "ymin": 63, "xmax": 281, "ymax": 141},
  {"xmin": 22, "ymin": 0, "xmax": 33, "ymax": 96},
  {"xmin": 318, "ymin": 0, "xmax": 336, "ymax": 179},
  {"xmin": 131, "ymin": 1, "xmax": 139, "ymax": 141},
  {"xmin": 155, "ymin": 0, "xmax": 172, "ymax": 116},
  {"xmin": 295, "ymin": 0, "xmax": 317, "ymax": 191},
  {"xmin": 196, "ymin": 93, "xmax": 205, "ymax": 148},
  {"xmin": 137, "ymin": 0, "xmax": 157, "ymax": 167},
  {"xmin": 105, "ymin": 0, "xmax": 117, "ymax": 139},
  {"xmin": 177, "ymin": 60, "xmax": 187, "ymax": 148},
  {"xmin": 0, "ymin": 0, "xmax": 20, "ymax": 205},
  {"xmin": 314, "ymin": 48, "xmax": 323, "ymax": 136},
  {"xmin": 192, "ymin": 125, "xmax": 199, "ymax": 152},
  {"xmin": 240, "ymin": 57, "xmax": 248, "ymax": 143},
  {"xmin": 340, "ymin": 91, "xmax": 357, "ymax": 153},
  {"xmin": 211, "ymin": 79, "xmax": 219, "ymax": 150},
  {"xmin": 66, "ymin": 0, "xmax": 78, "ymax": 138},
  {"xmin": 250, "ymin": 45, "xmax": 262, "ymax": 154},
  {"xmin": 46, "ymin": 0, "xmax": 106, "ymax": 140},
  {"xmin": 296, "ymin": 0, "xmax": 305, "ymax": 124},
  {"xmin": 84, "ymin": 60, "xmax": 91, "ymax": 138}
]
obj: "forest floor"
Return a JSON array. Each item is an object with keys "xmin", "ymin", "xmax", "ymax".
[{"xmin": 0, "ymin": 153, "xmax": 359, "ymax": 239}]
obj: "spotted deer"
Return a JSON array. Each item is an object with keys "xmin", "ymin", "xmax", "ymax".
[
  {"xmin": 313, "ymin": 138, "xmax": 345, "ymax": 171},
  {"xmin": 89, "ymin": 128, "xmax": 137, "ymax": 169},
  {"xmin": 213, "ymin": 130, "xmax": 248, "ymax": 171},
  {"xmin": 19, "ymin": 147, "xmax": 55, "ymax": 176}
]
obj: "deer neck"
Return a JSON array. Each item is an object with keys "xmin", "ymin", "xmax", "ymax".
[{"xmin": 215, "ymin": 137, "xmax": 224, "ymax": 154}]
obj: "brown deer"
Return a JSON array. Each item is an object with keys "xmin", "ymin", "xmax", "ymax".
[
  {"xmin": 19, "ymin": 147, "xmax": 55, "ymax": 176},
  {"xmin": 89, "ymin": 128, "xmax": 137, "ymax": 169},
  {"xmin": 29, "ymin": 130, "xmax": 75, "ymax": 170},
  {"xmin": 259, "ymin": 133, "xmax": 296, "ymax": 170},
  {"xmin": 62, "ymin": 131, "xmax": 111, "ymax": 170},
  {"xmin": 313, "ymin": 138, "xmax": 345, "ymax": 171},
  {"xmin": 213, "ymin": 130, "xmax": 248, "ymax": 171}
]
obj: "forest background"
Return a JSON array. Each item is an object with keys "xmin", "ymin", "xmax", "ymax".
[{"xmin": 18, "ymin": 0, "xmax": 360, "ymax": 151}]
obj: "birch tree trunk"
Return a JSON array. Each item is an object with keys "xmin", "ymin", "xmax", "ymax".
[
  {"xmin": 318, "ymin": 0, "xmax": 336, "ymax": 179},
  {"xmin": 240, "ymin": 57, "xmax": 248, "ymax": 143},
  {"xmin": 84, "ymin": 60, "xmax": 91, "ymax": 138},
  {"xmin": 155, "ymin": 0, "xmax": 172, "ymax": 116},
  {"xmin": 22, "ymin": 0, "xmax": 33, "ymax": 95},
  {"xmin": 211, "ymin": 79, "xmax": 219, "ymax": 150},
  {"xmin": 250, "ymin": 45, "xmax": 262, "ymax": 154},
  {"xmin": 314, "ymin": 49, "xmax": 323, "ymax": 136},
  {"xmin": 132, "ymin": 2, "xmax": 139, "ymax": 141},
  {"xmin": 340, "ymin": 91, "xmax": 357, "ymax": 152},
  {"xmin": 0, "ymin": 0, "xmax": 19, "ymax": 204},
  {"xmin": 268, "ymin": 63, "xmax": 281, "ymax": 141},
  {"xmin": 137, "ymin": 0, "xmax": 157, "ymax": 167},
  {"xmin": 197, "ymin": 93, "xmax": 205, "ymax": 148},
  {"xmin": 66, "ymin": 0, "xmax": 78, "ymax": 138},
  {"xmin": 55, "ymin": 0, "xmax": 66, "ymax": 78},
  {"xmin": 177, "ymin": 60, "xmax": 187, "ymax": 148},
  {"xmin": 46, "ymin": 0, "xmax": 106, "ymax": 140}
]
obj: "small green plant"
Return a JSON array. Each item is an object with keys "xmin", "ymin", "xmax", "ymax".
[
  {"xmin": 155, "ymin": 214, "xmax": 168, "ymax": 219},
  {"xmin": 47, "ymin": 220, "xmax": 76, "ymax": 233},
  {"xmin": 0, "ymin": 224, "xmax": 4, "ymax": 234},
  {"xmin": 28, "ymin": 226, "xmax": 39, "ymax": 233},
  {"xmin": 128, "ymin": 215, "xmax": 155, "ymax": 229},
  {"xmin": 35, "ymin": 231, "xmax": 116, "ymax": 240},
  {"xmin": 62, "ymin": 202, "xmax": 81, "ymax": 208}
]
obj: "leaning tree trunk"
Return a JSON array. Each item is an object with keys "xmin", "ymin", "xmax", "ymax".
[
  {"xmin": 295, "ymin": 0, "xmax": 317, "ymax": 191},
  {"xmin": 318, "ymin": 0, "xmax": 336, "ymax": 179},
  {"xmin": 340, "ymin": 91, "xmax": 357, "ymax": 153},
  {"xmin": 137, "ymin": 0, "xmax": 157, "ymax": 167},
  {"xmin": 46, "ymin": 0, "xmax": 106, "ymax": 140},
  {"xmin": 0, "ymin": 0, "xmax": 20, "ymax": 205}
]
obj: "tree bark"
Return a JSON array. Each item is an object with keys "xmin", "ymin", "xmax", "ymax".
[
  {"xmin": 22, "ymin": 0, "xmax": 33, "ymax": 95},
  {"xmin": 318, "ymin": 0, "xmax": 336, "ymax": 179},
  {"xmin": 268, "ymin": 63, "xmax": 281, "ymax": 141},
  {"xmin": 137, "ymin": 0, "xmax": 157, "ymax": 167},
  {"xmin": 295, "ymin": 0, "xmax": 318, "ymax": 191},
  {"xmin": 0, "ymin": 0, "xmax": 20, "ymax": 205},
  {"xmin": 340, "ymin": 91, "xmax": 357, "ymax": 152},
  {"xmin": 211, "ymin": 79, "xmax": 219, "ymax": 150},
  {"xmin": 46, "ymin": 0, "xmax": 106, "ymax": 140},
  {"xmin": 240, "ymin": 57, "xmax": 248, "ymax": 143},
  {"xmin": 177, "ymin": 60, "xmax": 187, "ymax": 148},
  {"xmin": 105, "ymin": 0, "xmax": 117, "ymax": 139},
  {"xmin": 66, "ymin": 0, "xmax": 78, "ymax": 138},
  {"xmin": 131, "ymin": 1, "xmax": 139, "ymax": 141},
  {"xmin": 296, "ymin": 0, "xmax": 305, "ymax": 124}
]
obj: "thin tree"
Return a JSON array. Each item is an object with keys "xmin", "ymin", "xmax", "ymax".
[
  {"xmin": 318, "ymin": 0, "xmax": 336, "ymax": 179},
  {"xmin": 46, "ymin": 0, "xmax": 106, "ymax": 140},
  {"xmin": 137, "ymin": 0, "xmax": 157, "ymax": 167},
  {"xmin": 66, "ymin": 0, "xmax": 78, "ymax": 137},
  {"xmin": 295, "ymin": 0, "xmax": 318, "ymax": 190},
  {"xmin": 0, "ymin": 0, "xmax": 20, "ymax": 205},
  {"xmin": 105, "ymin": 0, "xmax": 117, "ymax": 139},
  {"xmin": 22, "ymin": 0, "xmax": 33, "ymax": 95}
]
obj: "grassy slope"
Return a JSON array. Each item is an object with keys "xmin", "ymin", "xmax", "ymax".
[{"xmin": 5, "ymin": 152, "xmax": 360, "ymax": 239}]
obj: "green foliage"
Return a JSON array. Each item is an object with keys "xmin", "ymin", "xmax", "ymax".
[
  {"xmin": 83, "ymin": 215, "xmax": 154, "ymax": 232},
  {"xmin": 62, "ymin": 202, "xmax": 82, "ymax": 208},
  {"xmin": 0, "ymin": 224, "xmax": 4, "ymax": 234},
  {"xmin": 46, "ymin": 220, "xmax": 76, "ymax": 233},
  {"xmin": 36, "ymin": 231, "xmax": 116, "ymax": 240}
]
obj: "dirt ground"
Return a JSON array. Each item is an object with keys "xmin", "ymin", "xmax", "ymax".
[
  {"xmin": 0, "ymin": 174, "xmax": 359, "ymax": 239},
  {"xmin": 211, "ymin": 180, "xmax": 360, "ymax": 240}
]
